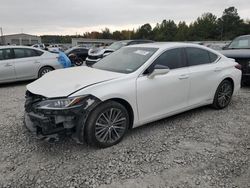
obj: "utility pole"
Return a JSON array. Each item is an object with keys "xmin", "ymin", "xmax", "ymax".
[{"xmin": 0, "ymin": 27, "xmax": 4, "ymax": 45}]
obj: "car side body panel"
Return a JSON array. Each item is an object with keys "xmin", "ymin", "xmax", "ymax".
[
  {"xmin": 136, "ymin": 67, "xmax": 190, "ymax": 124},
  {"xmin": 70, "ymin": 75, "xmax": 140, "ymax": 126},
  {"xmin": 0, "ymin": 58, "xmax": 15, "ymax": 83}
]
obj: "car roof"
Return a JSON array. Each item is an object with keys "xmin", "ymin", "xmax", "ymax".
[
  {"xmin": 234, "ymin": 34, "xmax": 250, "ymax": 38},
  {"xmin": 71, "ymin": 46, "xmax": 88, "ymax": 50},
  {"xmin": 0, "ymin": 45, "xmax": 41, "ymax": 50},
  {"xmin": 125, "ymin": 42, "xmax": 213, "ymax": 51},
  {"xmin": 115, "ymin": 39, "xmax": 153, "ymax": 43}
]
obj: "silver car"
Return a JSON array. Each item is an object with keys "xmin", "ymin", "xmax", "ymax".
[{"xmin": 0, "ymin": 46, "xmax": 64, "ymax": 84}]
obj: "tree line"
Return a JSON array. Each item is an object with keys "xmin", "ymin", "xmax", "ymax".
[{"xmin": 41, "ymin": 7, "xmax": 250, "ymax": 44}]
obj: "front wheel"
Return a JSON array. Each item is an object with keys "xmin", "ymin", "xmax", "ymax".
[
  {"xmin": 82, "ymin": 101, "xmax": 129, "ymax": 148},
  {"xmin": 212, "ymin": 79, "xmax": 234, "ymax": 109}
]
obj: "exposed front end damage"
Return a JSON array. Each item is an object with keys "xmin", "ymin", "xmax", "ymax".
[{"xmin": 24, "ymin": 90, "xmax": 101, "ymax": 143}]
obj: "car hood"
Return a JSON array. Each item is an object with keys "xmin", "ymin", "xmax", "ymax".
[
  {"xmin": 219, "ymin": 49, "xmax": 250, "ymax": 59},
  {"xmin": 27, "ymin": 66, "xmax": 125, "ymax": 98}
]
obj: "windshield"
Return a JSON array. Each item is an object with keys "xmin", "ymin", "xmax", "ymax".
[
  {"xmin": 108, "ymin": 41, "xmax": 128, "ymax": 51},
  {"xmin": 92, "ymin": 47, "xmax": 158, "ymax": 74},
  {"xmin": 228, "ymin": 36, "xmax": 250, "ymax": 49}
]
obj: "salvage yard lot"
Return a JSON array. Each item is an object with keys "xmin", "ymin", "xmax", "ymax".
[{"xmin": 0, "ymin": 82, "xmax": 249, "ymax": 188}]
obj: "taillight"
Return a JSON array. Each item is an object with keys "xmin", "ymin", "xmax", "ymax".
[{"xmin": 235, "ymin": 64, "xmax": 242, "ymax": 70}]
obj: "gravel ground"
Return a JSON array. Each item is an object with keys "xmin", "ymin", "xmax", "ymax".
[{"xmin": 0, "ymin": 81, "xmax": 249, "ymax": 188}]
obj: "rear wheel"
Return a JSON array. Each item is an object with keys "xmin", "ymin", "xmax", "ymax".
[
  {"xmin": 74, "ymin": 57, "xmax": 84, "ymax": 66},
  {"xmin": 38, "ymin": 66, "xmax": 53, "ymax": 78},
  {"xmin": 83, "ymin": 101, "xmax": 129, "ymax": 148},
  {"xmin": 212, "ymin": 79, "xmax": 234, "ymax": 109}
]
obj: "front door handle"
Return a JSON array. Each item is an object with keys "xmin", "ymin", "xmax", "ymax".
[
  {"xmin": 4, "ymin": 63, "xmax": 13, "ymax": 67},
  {"xmin": 178, "ymin": 74, "xmax": 189, "ymax": 80}
]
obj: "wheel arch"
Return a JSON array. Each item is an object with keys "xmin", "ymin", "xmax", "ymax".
[
  {"xmin": 223, "ymin": 77, "xmax": 234, "ymax": 91},
  {"xmin": 221, "ymin": 77, "xmax": 235, "ymax": 91},
  {"xmin": 37, "ymin": 65, "xmax": 55, "ymax": 78},
  {"xmin": 105, "ymin": 98, "xmax": 134, "ymax": 129},
  {"xmin": 212, "ymin": 77, "xmax": 235, "ymax": 109}
]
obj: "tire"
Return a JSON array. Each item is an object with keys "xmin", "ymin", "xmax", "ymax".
[
  {"xmin": 212, "ymin": 79, "xmax": 234, "ymax": 109},
  {"xmin": 74, "ymin": 57, "xmax": 84, "ymax": 66},
  {"xmin": 38, "ymin": 66, "xmax": 53, "ymax": 78},
  {"xmin": 82, "ymin": 101, "xmax": 129, "ymax": 148}
]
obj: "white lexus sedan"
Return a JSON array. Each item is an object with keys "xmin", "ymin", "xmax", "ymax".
[
  {"xmin": 0, "ymin": 46, "xmax": 65, "ymax": 84},
  {"xmin": 24, "ymin": 43, "xmax": 242, "ymax": 148}
]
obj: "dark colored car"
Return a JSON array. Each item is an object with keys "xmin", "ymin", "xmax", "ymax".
[
  {"xmin": 65, "ymin": 47, "xmax": 89, "ymax": 66},
  {"xmin": 86, "ymin": 40, "xmax": 154, "ymax": 66},
  {"xmin": 221, "ymin": 35, "xmax": 250, "ymax": 85}
]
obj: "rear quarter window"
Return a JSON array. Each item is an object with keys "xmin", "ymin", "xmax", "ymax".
[
  {"xmin": 186, "ymin": 47, "xmax": 211, "ymax": 66},
  {"xmin": 34, "ymin": 49, "xmax": 44, "ymax": 56},
  {"xmin": 209, "ymin": 52, "xmax": 219, "ymax": 62}
]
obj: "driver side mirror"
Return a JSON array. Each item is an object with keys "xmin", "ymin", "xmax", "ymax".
[{"xmin": 147, "ymin": 64, "xmax": 170, "ymax": 79}]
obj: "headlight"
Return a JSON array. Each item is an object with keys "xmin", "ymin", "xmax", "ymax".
[{"xmin": 36, "ymin": 95, "xmax": 93, "ymax": 110}]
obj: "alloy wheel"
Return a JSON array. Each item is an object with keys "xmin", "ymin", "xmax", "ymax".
[
  {"xmin": 217, "ymin": 82, "xmax": 233, "ymax": 107},
  {"xmin": 95, "ymin": 108, "xmax": 127, "ymax": 144},
  {"xmin": 41, "ymin": 68, "xmax": 51, "ymax": 76},
  {"xmin": 74, "ymin": 58, "xmax": 83, "ymax": 66}
]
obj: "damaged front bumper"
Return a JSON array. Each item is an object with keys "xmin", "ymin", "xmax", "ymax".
[{"xmin": 24, "ymin": 91, "xmax": 100, "ymax": 142}]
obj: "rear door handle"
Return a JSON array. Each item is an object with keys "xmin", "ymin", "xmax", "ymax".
[
  {"xmin": 34, "ymin": 61, "xmax": 40, "ymax": 64},
  {"xmin": 4, "ymin": 63, "xmax": 13, "ymax": 67},
  {"xmin": 214, "ymin": 67, "xmax": 222, "ymax": 72},
  {"xmin": 178, "ymin": 74, "xmax": 189, "ymax": 80}
]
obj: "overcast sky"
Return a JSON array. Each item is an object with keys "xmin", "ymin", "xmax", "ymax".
[{"xmin": 0, "ymin": 0, "xmax": 249, "ymax": 36}]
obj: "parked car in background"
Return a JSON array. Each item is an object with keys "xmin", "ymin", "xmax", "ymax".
[
  {"xmin": 221, "ymin": 34, "xmax": 250, "ymax": 85},
  {"xmin": 206, "ymin": 43, "xmax": 229, "ymax": 51},
  {"xmin": 65, "ymin": 47, "xmax": 89, "ymax": 66},
  {"xmin": 0, "ymin": 46, "xmax": 68, "ymax": 83},
  {"xmin": 32, "ymin": 43, "xmax": 46, "ymax": 50},
  {"xmin": 47, "ymin": 44, "xmax": 62, "ymax": 53},
  {"xmin": 24, "ymin": 43, "xmax": 241, "ymax": 148},
  {"xmin": 86, "ymin": 40, "xmax": 154, "ymax": 66}
]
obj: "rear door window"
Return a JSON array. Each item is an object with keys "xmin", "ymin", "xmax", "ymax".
[
  {"xmin": 14, "ymin": 48, "xmax": 43, "ymax": 59},
  {"xmin": 14, "ymin": 48, "xmax": 27, "ymax": 58}
]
